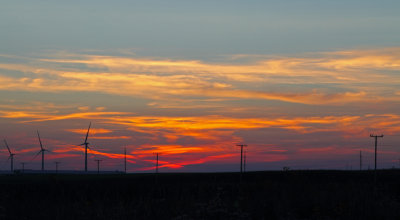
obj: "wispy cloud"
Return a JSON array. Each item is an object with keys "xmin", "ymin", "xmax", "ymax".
[
  {"xmin": 1, "ymin": 48, "xmax": 400, "ymax": 170},
  {"xmin": 1, "ymin": 48, "xmax": 399, "ymax": 105},
  {"xmin": 66, "ymin": 128, "xmax": 113, "ymax": 135}
]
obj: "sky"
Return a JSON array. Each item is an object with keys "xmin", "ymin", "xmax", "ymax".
[{"xmin": 0, "ymin": 0, "xmax": 400, "ymax": 172}]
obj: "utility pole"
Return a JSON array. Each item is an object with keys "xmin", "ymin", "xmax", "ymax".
[
  {"xmin": 124, "ymin": 147, "xmax": 127, "ymax": 174},
  {"xmin": 370, "ymin": 134, "xmax": 383, "ymax": 184},
  {"xmin": 360, "ymin": 150, "xmax": 362, "ymax": 171},
  {"xmin": 244, "ymin": 150, "xmax": 247, "ymax": 173},
  {"xmin": 236, "ymin": 144, "xmax": 247, "ymax": 173},
  {"xmin": 95, "ymin": 159, "xmax": 102, "ymax": 174},
  {"xmin": 370, "ymin": 134, "xmax": 384, "ymax": 171},
  {"xmin": 55, "ymin": 162, "xmax": 60, "ymax": 173},
  {"xmin": 154, "ymin": 153, "xmax": 159, "ymax": 174},
  {"xmin": 21, "ymin": 162, "xmax": 25, "ymax": 173},
  {"xmin": 398, "ymin": 158, "xmax": 400, "ymax": 169}
]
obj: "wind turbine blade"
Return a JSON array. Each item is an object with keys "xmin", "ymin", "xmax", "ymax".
[
  {"xmin": 84, "ymin": 122, "xmax": 91, "ymax": 143},
  {"xmin": 32, "ymin": 150, "xmax": 42, "ymax": 161},
  {"xmin": 4, "ymin": 139, "xmax": 11, "ymax": 154},
  {"xmin": 37, "ymin": 130, "xmax": 44, "ymax": 150}
]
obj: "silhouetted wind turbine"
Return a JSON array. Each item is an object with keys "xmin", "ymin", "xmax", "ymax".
[
  {"xmin": 4, "ymin": 140, "xmax": 15, "ymax": 172},
  {"xmin": 35, "ymin": 130, "xmax": 49, "ymax": 171},
  {"xmin": 79, "ymin": 122, "xmax": 91, "ymax": 172}
]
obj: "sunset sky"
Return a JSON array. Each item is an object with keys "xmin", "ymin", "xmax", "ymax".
[{"xmin": 1, "ymin": 0, "xmax": 400, "ymax": 172}]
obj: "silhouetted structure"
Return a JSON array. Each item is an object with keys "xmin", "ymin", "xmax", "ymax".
[
  {"xmin": 237, "ymin": 144, "xmax": 247, "ymax": 173},
  {"xmin": 154, "ymin": 152, "xmax": 159, "ymax": 173},
  {"xmin": 244, "ymin": 150, "xmax": 247, "ymax": 172},
  {"xmin": 36, "ymin": 130, "xmax": 49, "ymax": 171},
  {"xmin": 4, "ymin": 140, "xmax": 15, "ymax": 172},
  {"xmin": 21, "ymin": 162, "xmax": 26, "ymax": 173},
  {"xmin": 370, "ymin": 134, "xmax": 384, "ymax": 171},
  {"xmin": 360, "ymin": 150, "xmax": 362, "ymax": 171},
  {"xmin": 54, "ymin": 161, "xmax": 60, "ymax": 173},
  {"xmin": 79, "ymin": 122, "xmax": 92, "ymax": 172},
  {"xmin": 124, "ymin": 147, "xmax": 127, "ymax": 174},
  {"xmin": 95, "ymin": 159, "xmax": 102, "ymax": 174}
]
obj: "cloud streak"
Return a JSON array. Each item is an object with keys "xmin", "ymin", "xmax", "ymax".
[
  {"xmin": 1, "ymin": 48, "xmax": 400, "ymax": 171},
  {"xmin": 1, "ymin": 48, "xmax": 400, "ymax": 105}
]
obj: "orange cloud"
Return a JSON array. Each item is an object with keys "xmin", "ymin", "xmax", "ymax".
[
  {"xmin": 1, "ymin": 47, "xmax": 400, "ymax": 105},
  {"xmin": 2, "ymin": 108, "xmax": 399, "ymax": 170},
  {"xmin": 1, "ymin": 109, "xmax": 399, "ymax": 137},
  {"xmin": 299, "ymin": 147, "xmax": 335, "ymax": 153},
  {"xmin": 90, "ymin": 136, "xmax": 131, "ymax": 140},
  {"xmin": 132, "ymin": 144, "xmax": 216, "ymax": 156},
  {"xmin": 66, "ymin": 128, "xmax": 113, "ymax": 135},
  {"xmin": 138, "ymin": 153, "xmax": 238, "ymax": 171},
  {"xmin": 53, "ymin": 144, "xmax": 136, "ymax": 161}
]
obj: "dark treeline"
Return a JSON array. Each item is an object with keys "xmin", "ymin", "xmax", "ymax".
[{"xmin": 0, "ymin": 170, "xmax": 400, "ymax": 219}]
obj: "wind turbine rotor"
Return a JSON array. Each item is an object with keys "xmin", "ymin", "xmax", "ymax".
[
  {"xmin": 84, "ymin": 122, "xmax": 91, "ymax": 144},
  {"xmin": 4, "ymin": 139, "xmax": 12, "ymax": 155},
  {"xmin": 37, "ymin": 130, "xmax": 44, "ymax": 151}
]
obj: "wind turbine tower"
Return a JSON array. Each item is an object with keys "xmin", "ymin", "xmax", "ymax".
[
  {"xmin": 36, "ymin": 130, "xmax": 49, "ymax": 171},
  {"xmin": 79, "ymin": 122, "xmax": 92, "ymax": 172},
  {"xmin": 4, "ymin": 140, "xmax": 15, "ymax": 172}
]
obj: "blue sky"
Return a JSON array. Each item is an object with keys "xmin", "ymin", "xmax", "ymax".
[{"xmin": 1, "ymin": 0, "xmax": 400, "ymax": 57}]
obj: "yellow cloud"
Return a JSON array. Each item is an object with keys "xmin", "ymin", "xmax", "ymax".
[
  {"xmin": 1, "ymin": 47, "xmax": 400, "ymax": 106},
  {"xmin": 3, "ymin": 108, "xmax": 398, "ymax": 137},
  {"xmin": 66, "ymin": 128, "xmax": 113, "ymax": 135}
]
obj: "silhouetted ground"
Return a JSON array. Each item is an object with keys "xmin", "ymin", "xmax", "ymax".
[{"xmin": 0, "ymin": 170, "xmax": 399, "ymax": 219}]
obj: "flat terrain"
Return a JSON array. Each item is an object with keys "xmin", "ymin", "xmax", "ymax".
[{"xmin": 0, "ymin": 170, "xmax": 399, "ymax": 219}]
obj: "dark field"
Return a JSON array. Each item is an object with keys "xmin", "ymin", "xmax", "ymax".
[{"xmin": 0, "ymin": 170, "xmax": 400, "ymax": 220}]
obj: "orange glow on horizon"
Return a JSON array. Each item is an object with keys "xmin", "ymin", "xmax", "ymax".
[{"xmin": 1, "ymin": 48, "xmax": 400, "ymax": 171}]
